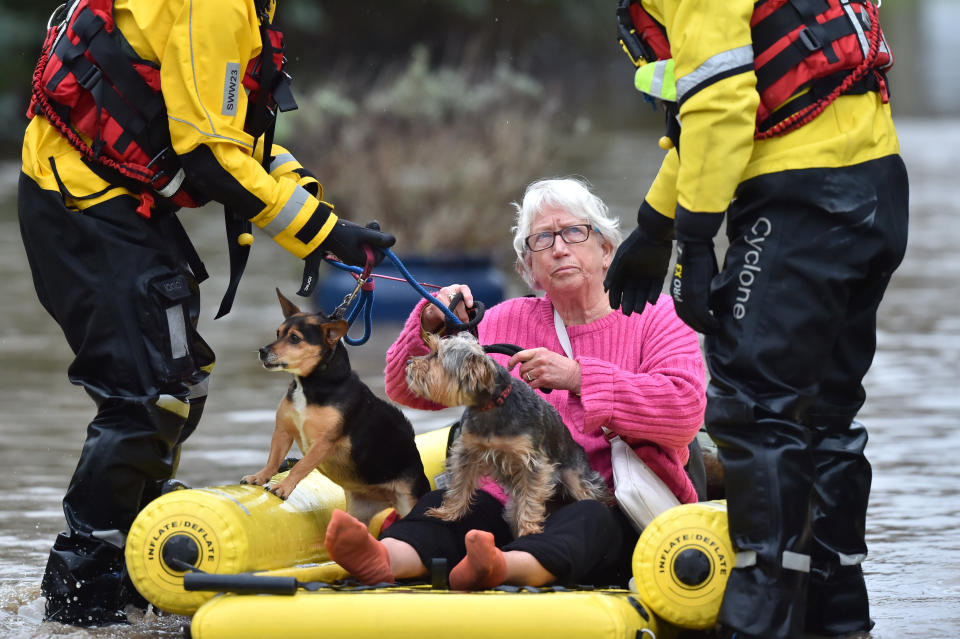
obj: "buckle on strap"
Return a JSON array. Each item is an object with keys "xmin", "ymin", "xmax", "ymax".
[
  {"xmin": 76, "ymin": 64, "xmax": 102, "ymax": 90},
  {"xmin": 798, "ymin": 26, "xmax": 822, "ymax": 52},
  {"xmin": 147, "ymin": 147, "xmax": 185, "ymax": 197}
]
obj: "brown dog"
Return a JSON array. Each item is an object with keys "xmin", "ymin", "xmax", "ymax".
[
  {"xmin": 405, "ymin": 332, "xmax": 611, "ymax": 536},
  {"xmin": 241, "ymin": 290, "xmax": 430, "ymax": 524}
]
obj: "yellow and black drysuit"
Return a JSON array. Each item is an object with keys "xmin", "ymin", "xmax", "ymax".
[
  {"xmin": 604, "ymin": 2, "xmax": 908, "ymax": 638},
  {"xmin": 18, "ymin": 0, "xmax": 393, "ymax": 626}
]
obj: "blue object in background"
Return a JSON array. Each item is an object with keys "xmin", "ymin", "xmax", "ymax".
[{"xmin": 314, "ymin": 254, "xmax": 505, "ymax": 322}]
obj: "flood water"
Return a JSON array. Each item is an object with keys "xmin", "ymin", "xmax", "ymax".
[{"xmin": 1, "ymin": 118, "xmax": 959, "ymax": 638}]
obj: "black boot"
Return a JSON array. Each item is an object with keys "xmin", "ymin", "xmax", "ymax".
[
  {"xmin": 805, "ymin": 565, "xmax": 874, "ymax": 637},
  {"xmin": 41, "ymin": 531, "xmax": 129, "ymax": 627},
  {"xmin": 805, "ymin": 420, "xmax": 874, "ymax": 636}
]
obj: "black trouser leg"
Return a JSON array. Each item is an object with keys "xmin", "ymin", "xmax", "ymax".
[
  {"xmin": 802, "ymin": 281, "xmax": 886, "ymax": 636},
  {"xmin": 705, "ymin": 158, "xmax": 908, "ymax": 639},
  {"xmin": 505, "ymin": 499, "xmax": 637, "ymax": 587},
  {"xmin": 19, "ymin": 175, "xmax": 214, "ymax": 625},
  {"xmin": 63, "ymin": 395, "xmax": 191, "ymax": 533},
  {"xmin": 707, "ymin": 384, "xmax": 815, "ymax": 639},
  {"xmin": 804, "ymin": 157, "xmax": 907, "ymax": 636},
  {"xmin": 139, "ymin": 381, "xmax": 209, "ymax": 506},
  {"xmin": 382, "ymin": 491, "xmax": 636, "ymax": 587}
]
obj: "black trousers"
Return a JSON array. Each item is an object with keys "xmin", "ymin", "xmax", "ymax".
[
  {"xmin": 382, "ymin": 489, "xmax": 638, "ymax": 587},
  {"xmin": 18, "ymin": 174, "xmax": 214, "ymax": 624},
  {"xmin": 705, "ymin": 156, "xmax": 909, "ymax": 639}
]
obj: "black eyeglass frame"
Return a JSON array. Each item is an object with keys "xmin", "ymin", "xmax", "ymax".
[{"xmin": 524, "ymin": 224, "xmax": 598, "ymax": 252}]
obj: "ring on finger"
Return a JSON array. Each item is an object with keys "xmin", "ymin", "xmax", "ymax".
[{"xmin": 525, "ymin": 372, "xmax": 534, "ymax": 382}]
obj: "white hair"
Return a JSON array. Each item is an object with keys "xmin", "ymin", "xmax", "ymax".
[{"xmin": 510, "ymin": 177, "xmax": 622, "ymax": 290}]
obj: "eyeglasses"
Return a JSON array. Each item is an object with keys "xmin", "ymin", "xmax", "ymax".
[{"xmin": 524, "ymin": 224, "xmax": 597, "ymax": 252}]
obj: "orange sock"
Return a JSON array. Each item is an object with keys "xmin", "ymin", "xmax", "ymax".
[
  {"xmin": 449, "ymin": 529, "xmax": 507, "ymax": 591},
  {"xmin": 324, "ymin": 509, "xmax": 393, "ymax": 585}
]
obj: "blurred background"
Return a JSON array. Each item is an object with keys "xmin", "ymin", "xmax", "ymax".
[
  {"xmin": 2, "ymin": 0, "xmax": 957, "ymax": 270},
  {"xmin": 1, "ymin": 2, "xmax": 959, "ymax": 638}
]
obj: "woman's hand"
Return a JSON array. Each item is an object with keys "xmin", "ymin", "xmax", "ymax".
[
  {"xmin": 508, "ymin": 347, "xmax": 582, "ymax": 394},
  {"xmin": 421, "ymin": 284, "xmax": 475, "ymax": 334}
]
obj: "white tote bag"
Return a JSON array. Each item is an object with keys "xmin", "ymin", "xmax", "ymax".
[
  {"xmin": 608, "ymin": 432, "xmax": 681, "ymax": 532},
  {"xmin": 553, "ymin": 307, "xmax": 679, "ymax": 533}
]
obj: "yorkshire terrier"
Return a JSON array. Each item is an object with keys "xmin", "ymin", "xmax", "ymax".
[
  {"xmin": 241, "ymin": 289, "xmax": 430, "ymax": 524},
  {"xmin": 405, "ymin": 332, "xmax": 611, "ymax": 536}
]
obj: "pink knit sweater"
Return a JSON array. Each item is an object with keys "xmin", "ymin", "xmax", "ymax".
[{"xmin": 384, "ymin": 293, "xmax": 707, "ymax": 504}]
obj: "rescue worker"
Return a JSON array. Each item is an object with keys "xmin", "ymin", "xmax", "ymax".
[
  {"xmin": 18, "ymin": 0, "xmax": 394, "ymax": 626},
  {"xmin": 604, "ymin": 2, "xmax": 908, "ymax": 638}
]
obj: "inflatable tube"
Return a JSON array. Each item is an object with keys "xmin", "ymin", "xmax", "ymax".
[
  {"xmin": 124, "ymin": 470, "xmax": 345, "ymax": 615},
  {"xmin": 126, "ymin": 424, "xmax": 453, "ymax": 615},
  {"xmin": 631, "ymin": 500, "xmax": 732, "ymax": 630},
  {"xmin": 188, "ymin": 585, "xmax": 663, "ymax": 639}
]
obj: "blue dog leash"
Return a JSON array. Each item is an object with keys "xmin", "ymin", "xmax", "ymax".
[
  {"xmin": 324, "ymin": 248, "xmax": 482, "ymax": 345},
  {"xmin": 324, "ymin": 250, "xmax": 546, "ymax": 390}
]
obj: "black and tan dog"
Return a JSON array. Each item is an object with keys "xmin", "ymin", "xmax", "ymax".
[
  {"xmin": 405, "ymin": 332, "xmax": 611, "ymax": 537},
  {"xmin": 241, "ymin": 289, "xmax": 430, "ymax": 524}
]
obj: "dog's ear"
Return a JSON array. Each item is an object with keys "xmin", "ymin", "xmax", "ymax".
[
  {"xmin": 455, "ymin": 343, "xmax": 496, "ymax": 399},
  {"xmin": 321, "ymin": 319, "xmax": 349, "ymax": 347},
  {"xmin": 276, "ymin": 288, "xmax": 302, "ymax": 319}
]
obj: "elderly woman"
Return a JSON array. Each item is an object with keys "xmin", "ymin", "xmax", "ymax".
[{"xmin": 324, "ymin": 178, "xmax": 706, "ymax": 590}]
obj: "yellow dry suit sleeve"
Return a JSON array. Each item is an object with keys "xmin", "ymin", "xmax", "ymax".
[
  {"xmin": 656, "ymin": 0, "xmax": 759, "ymax": 222},
  {"xmin": 263, "ymin": 144, "xmax": 323, "ymax": 199},
  {"xmin": 644, "ymin": 148, "xmax": 680, "ymax": 220},
  {"xmin": 158, "ymin": 0, "xmax": 334, "ymax": 258}
]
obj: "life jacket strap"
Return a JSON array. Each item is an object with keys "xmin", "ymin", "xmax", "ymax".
[
  {"xmin": 215, "ymin": 209, "xmax": 253, "ymax": 319},
  {"xmin": 754, "ymin": 14, "xmax": 864, "ymax": 94}
]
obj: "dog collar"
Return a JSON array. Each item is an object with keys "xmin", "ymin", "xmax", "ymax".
[{"xmin": 478, "ymin": 382, "xmax": 512, "ymax": 412}]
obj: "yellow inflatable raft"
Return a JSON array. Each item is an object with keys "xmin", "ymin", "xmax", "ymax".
[
  {"xmin": 125, "ymin": 426, "xmax": 733, "ymax": 638},
  {"xmin": 189, "ymin": 582, "xmax": 666, "ymax": 639}
]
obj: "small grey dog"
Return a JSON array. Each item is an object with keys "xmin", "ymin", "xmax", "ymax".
[{"xmin": 405, "ymin": 331, "xmax": 611, "ymax": 536}]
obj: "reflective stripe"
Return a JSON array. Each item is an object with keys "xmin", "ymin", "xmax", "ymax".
[
  {"xmin": 635, "ymin": 59, "xmax": 676, "ymax": 101},
  {"xmin": 264, "ymin": 184, "xmax": 311, "ymax": 238},
  {"xmin": 735, "ymin": 550, "xmax": 757, "ymax": 567},
  {"xmin": 676, "ymin": 45, "xmax": 754, "ymax": 104},
  {"xmin": 650, "ymin": 61, "xmax": 665, "ymax": 97},
  {"xmin": 166, "ymin": 304, "xmax": 188, "ymax": 358},
  {"xmin": 268, "ymin": 152, "xmax": 296, "ymax": 173},
  {"xmin": 879, "ymin": 35, "xmax": 891, "ymax": 64},
  {"xmin": 841, "ymin": 1, "xmax": 870, "ymax": 58},
  {"xmin": 188, "ymin": 375, "xmax": 210, "ymax": 400},
  {"xmin": 157, "ymin": 394, "xmax": 190, "ymax": 419},
  {"xmin": 839, "ymin": 552, "xmax": 866, "ymax": 566},
  {"xmin": 167, "ymin": 115, "xmax": 254, "ymax": 148},
  {"xmin": 650, "ymin": 60, "xmax": 667, "ymax": 98},
  {"xmin": 155, "ymin": 167, "xmax": 185, "ymax": 198},
  {"xmin": 734, "ymin": 549, "xmax": 815, "ymax": 572},
  {"xmin": 782, "ymin": 550, "xmax": 811, "ymax": 573}
]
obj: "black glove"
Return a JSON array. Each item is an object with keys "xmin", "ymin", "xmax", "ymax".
[
  {"xmin": 671, "ymin": 210, "xmax": 723, "ymax": 334},
  {"xmin": 297, "ymin": 219, "xmax": 396, "ymax": 297},
  {"xmin": 322, "ymin": 218, "xmax": 395, "ymax": 268},
  {"xmin": 604, "ymin": 202, "xmax": 675, "ymax": 316}
]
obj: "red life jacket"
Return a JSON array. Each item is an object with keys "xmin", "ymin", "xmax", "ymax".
[
  {"xmin": 616, "ymin": 0, "xmax": 892, "ymax": 139},
  {"xmin": 28, "ymin": 0, "xmax": 296, "ymax": 217}
]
